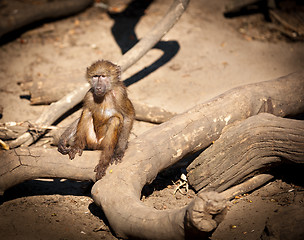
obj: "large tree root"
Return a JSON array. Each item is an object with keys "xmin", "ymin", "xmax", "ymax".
[
  {"xmin": 0, "ymin": 147, "xmax": 98, "ymax": 195},
  {"xmin": 89, "ymin": 72, "xmax": 304, "ymax": 239},
  {"xmin": 0, "ymin": 144, "xmax": 274, "ymax": 239},
  {"xmin": 91, "ymin": 115, "xmax": 303, "ymax": 240},
  {"xmin": 0, "ymin": 147, "xmax": 274, "ymax": 240},
  {"xmin": 1, "ymin": 72, "xmax": 304, "ymax": 239},
  {"xmin": 187, "ymin": 113, "xmax": 304, "ymax": 192}
]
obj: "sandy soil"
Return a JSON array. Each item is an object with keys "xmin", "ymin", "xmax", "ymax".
[{"xmin": 0, "ymin": 0, "xmax": 303, "ymax": 239}]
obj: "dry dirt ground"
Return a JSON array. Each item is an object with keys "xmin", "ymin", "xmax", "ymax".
[{"xmin": 0, "ymin": 0, "xmax": 304, "ymax": 239}]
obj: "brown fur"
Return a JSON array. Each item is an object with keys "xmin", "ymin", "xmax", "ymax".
[{"xmin": 58, "ymin": 60, "xmax": 135, "ymax": 180}]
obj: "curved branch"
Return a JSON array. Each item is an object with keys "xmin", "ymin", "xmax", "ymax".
[
  {"xmin": 9, "ymin": 0, "xmax": 189, "ymax": 149},
  {"xmin": 0, "ymin": 145, "xmax": 274, "ymax": 239},
  {"xmin": 90, "ymin": 72, "xmax": 304, "ymax": 239},
  {"xmin": 187, "ymin": 113, "xmax": 304, "ymax": 192},
  {"xmin": 116, "ymin": 0, "xmax": 189, "ymax": 72},
  {"xmin": 1, "ymin": 72, "xmax": 304, "ymax": 239}
]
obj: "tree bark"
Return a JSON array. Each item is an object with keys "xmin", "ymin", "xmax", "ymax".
[
  {"xmin": 1, "ymin": 72, "xmax": 304, "ymax": 239},
  {"xmin": 187, "ymin": 113, "xmax": 304, "ymax": 192}
]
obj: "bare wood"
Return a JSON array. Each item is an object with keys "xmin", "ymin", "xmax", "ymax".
[
  {"xmin": 187, "ymin": 113, "xmax": 304, "ymax": 192},
  {"xmin": 0, "ymin": 146, "xmax": 272, "ymax": 239},
  {"xmin": 185, "ymin": 174, "xmax": 275, "ymax": 238},
  {"xmin": 9, "ymin": 82, "xmax": 90, "ymax": 148},
  {"xmin": 0, "ymin": 0, "xmax": 93, "ymax": 37},
  {"xmin": 117, "ymin": 0, "xmax": 189, "ymax": 72},
  {"xmin": 1, "ymin": 72, "xmax": 304, "ymax": 239},
  {"xmin": 28, "ymin": 81, "xmax": 176, "ymax": 123},
  {"xmin": 0, "ymin": 124, "xmax": 26, "ymax": 140},
  {"xmin": 219, "ymin": 174, "xmax": 274, "ymax": 200},
  {"xmin": 29, "ymin": 82, "xmax": 176, "ymax": 122},
  {"xmin": 0, "ymin": 101, "xmax": 175, "ymax": 150},
  {"xmin": 30, "ymin": 81, "xmax": 84, "ymax": 105},
  {"xmin": 90, "ymin": 72, "xmax": 304, "ymax": 239},
  {"xmin": 0, "ymin": 147, "xmax": 98, "ymax": 195},
  {"xmin": 9, "ymin": 0, "xmax": 189, "ymax": 149},
  {"xmin": 132, "ymin": 100, "xmax": 176, "ymax": 123},
  {"xmin": 224, "ymin": 0, "xmax": 262, "ymax": 17}
]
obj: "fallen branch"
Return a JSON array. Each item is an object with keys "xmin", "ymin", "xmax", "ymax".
[
  {"xmin": 1, "ymin": 72, "xmax": 303, "ymax": 239},
  {"xmin": 0, "ymin": 147, "xmax": 98, "ymax": 195},
  {"xmin": 0, "ymin": 147, "xmax": 273, "ymax": 239},
  {"xmin": 27, "ymin": 79, "xmax": 176, "ymax": 123},
  {"xmin": 91, "ymin": 113, "xmax": 303, "ymax": 240},
  {"xmin": 8, "ymin": 0, "xmax": 189, "ymax": 149},
  {"xmin": 220, "ymin": 174, "xmax": 274, "ymax": 200},
  {"xmin": 132, "ymin": 100, "xmax": 176, "ymax": 123},
  {"xmin": 90, "ymin": 72, "xmax": 304, "ymax": 239},
  {"xmin": 0, "ymin": 100, "xmax": 176, "ymax": 145},
  {"xmin": 0, "ymin": 0, "xmax": 94, "ymax": 38},
  {"xmin": 187, "ymin": 113, "xmax": 304, "ymax": 192}
]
